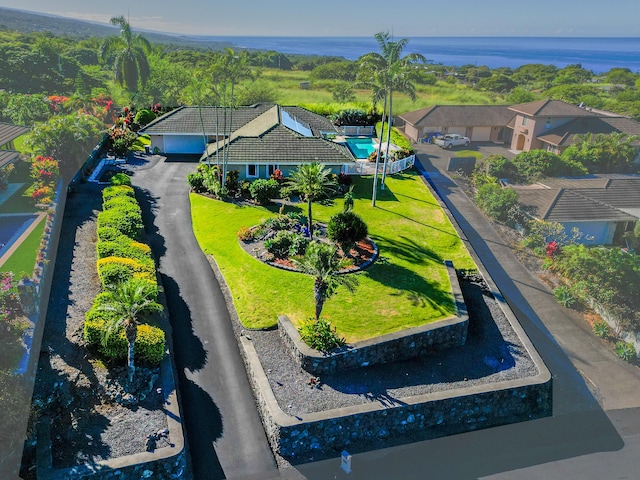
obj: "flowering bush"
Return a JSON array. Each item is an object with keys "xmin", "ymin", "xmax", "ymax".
[
  {"xmin": 546, "ymin": 240, "xmax": 560, "ymax": 259},
  {"xmin": 30, "ymin": 156, "xmax": 59, "ymax": 182}
]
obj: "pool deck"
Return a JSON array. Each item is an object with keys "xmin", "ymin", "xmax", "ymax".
[{"xmin": 0, "ymin": 212, "xmax": 46, "ymax": 268}]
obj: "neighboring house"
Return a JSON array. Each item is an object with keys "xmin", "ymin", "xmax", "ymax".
[
  {"xmin": 513, "ymin": 174, "xmax": 640, "ymax": 245},
  {"xmin": 398, "ymin": 100, "xmax": 640, "ymax": 155},
  {"xmin": 0, "ymin": 122, "xmax": 29, "ymax": 170},
  {"xmin": 200, "ymin": 105, "xmax": 354, "ymax": 179},
  {"xmin": 398, "ymin": 105, "xmax": 514, "ymax": 143}
]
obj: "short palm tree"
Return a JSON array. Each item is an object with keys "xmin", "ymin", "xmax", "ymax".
[
  {"xmin": 98, "ymin": 279, "xmax": 163, "ymax": 383},
  {"xmin": 293, "ymin": 242, "xmax": 359, "ymax": 321},
  {"xmin": 99, "ymin": 16, "xmax": 152, "ymax": 93},
  {"xmin": 288, "ymin": 162, "xmax": 337, "ymax": 239}
]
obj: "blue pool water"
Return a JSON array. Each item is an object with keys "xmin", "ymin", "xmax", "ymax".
[
  {"xmin": 344, "ymin": 137, "xmax": 377, "ymax": 159},
  {"xmin": 0, "ymin": 214, "xmax": 38, "ymax": 254}
]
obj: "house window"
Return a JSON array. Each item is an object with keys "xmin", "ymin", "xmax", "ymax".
[
  {"xmin": 267, "ymin": 164, "xmax": 278, "ymax": 177},
  {"xmin": 545, "ymin": 118, "xmax": 551, "ymax": 129},
  {"xmin": 522, "ymin": 117, "xmax": 528, "ymax": 126},
  {"xmin": 247, "ymin": 164, "xmax": 258, "ymax": 178}
]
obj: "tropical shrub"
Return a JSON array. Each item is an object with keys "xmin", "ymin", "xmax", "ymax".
[
  {"xmin": 97, "ymin": 256, "xmax": 156, "ymax": 288},
  {"xmin": 553, "ymin": 285, "xmax": 576, "ymax": 308},
  {"xmin": 298, "ymin": 317, "xmax": 346, "ymax": 352},
  {"xmin": 474, "ymin": 183, "xmax": 519, "ymax": 222},
  {"xmin": 187, "ymin": 170, "xmax": 207, "ymax": 193},
  {"xmin": 249, "ymin": 179, "xmax": 280, "ymax": 205},
  {"xmin": 236, "ymin": 226, "xmax": 255, "ymax": 242},
  {"xmin": 593, "ymin": 321, "xmax": 610, "ymax": 338},
  {"xmin": 264, "ymin": 231, "xmax": 296, "ymax": 258},
  {"xmin": 614, "ymin": 341, "xmax": 636, "ymax": 362},
  {"xmin": 133, "ymin": 109, "xmax": 156, "ymax": 126},
  {"xmin": 288, "ymin": 234, "xmax": 310, "ymax": 257}
]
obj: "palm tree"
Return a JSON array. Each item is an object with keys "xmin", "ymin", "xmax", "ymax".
[
  {"xmin": 358, "ymin": 32, "xmax": 425, "ymax": 203},
  {"xmin": 99, "ymin": 16, "xmax": 151, "ymax": 94},
  {"xmin": 293, "ymin": 242, "xmax": 359, "ymax": 321},
  {"xmin": 288, "ymin": 162, "xmax": 337, "ymax": 239},
  {"xmin": 182, "ymin": 74, "xmax": 215, "ymax": 164},
  {"xmin": 98, "ymin": 279, "xmax": 163, "ymax": 383}
]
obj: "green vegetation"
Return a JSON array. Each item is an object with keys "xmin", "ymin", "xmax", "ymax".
[
  {"xmin": 191, "ymin": 171, "xmax": 475, "ymax": 341},
  {"xmin": 0, "ymin": 216, "xmax": 45, "ymax": 274}
]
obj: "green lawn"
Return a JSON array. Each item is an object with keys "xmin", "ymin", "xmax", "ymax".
[
  {"xmin": 191, "ymin": 171, "xmax": 475, "ymax": 342},
  {"xmin": 0, "ymin": 215, "xmax": 45, "ymax": 275}
]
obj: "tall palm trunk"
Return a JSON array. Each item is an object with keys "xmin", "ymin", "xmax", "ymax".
[
  {"xmin": 372, "ymin": 95, "xmax": 387, "ymax": 207},
  {"xmin": 307, "ymin": 197, "xmax": 314, "ymax": 239},
  {"xmin": 381, "ymin": 91, "xmax": 393, "ymax": 189}
]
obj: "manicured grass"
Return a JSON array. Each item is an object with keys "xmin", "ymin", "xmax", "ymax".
[
  {"xmin": 191, "ymin": 170, "xmax": 475, "ymax": 342},
  {"xmin": 455, "ymin": 150, "xmax": 485, "ymax": 160},
  {"xmin": 0, "ymin": 215, "xmax": 45, "ymax": 275}
]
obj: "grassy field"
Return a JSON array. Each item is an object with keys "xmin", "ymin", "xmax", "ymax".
[
  {"xmin": 191, "ymin": 171, "xmax": 476, "ymax": 341},
  {"xmin": 260, "ymin": 68, "xmax": 506, "ymax": 114}
]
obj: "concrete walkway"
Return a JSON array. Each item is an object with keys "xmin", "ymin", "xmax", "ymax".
[{"xmin": 128, "ymin": 157, "xmax": 279, "ymax": 480}]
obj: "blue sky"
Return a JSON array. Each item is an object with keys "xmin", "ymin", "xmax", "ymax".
[{"xmin": 0, "ymin": 0, "xmax": 639, "ymax": 37}]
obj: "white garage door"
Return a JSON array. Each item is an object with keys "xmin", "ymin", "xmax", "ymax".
[
  {"xmin": 163, "ymin": 135, "xmax": 205, "ymax": 154},
  {"xmin": 472, "ymin": 127, "xmax": 492, "ymax": 142},
  {"xmin": 448, "ymin": 127, "xmax": 467, "ymax": 136}
]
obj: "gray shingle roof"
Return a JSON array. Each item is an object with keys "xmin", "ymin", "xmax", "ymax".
[
  {"xmin": 514, "ymin": 175, "xmax": 640, "ymax": 222},
  {"xmin": 399, "ymin": 105, "xmax": 514, "ymax": 127},
  {"xmin": 537, "ymin": 116, "xmax": 640, "ymax": 147},
  {"xmin": 0, "ymin": 122, "xmax": 29, "ymax": 146},
  {"xmin": 139, "ymin": 104, "xmax": 273, "ymax": 135},
  {"xmin": 509, "ymin": 99, "xmax": 595, "ymax": 118}
]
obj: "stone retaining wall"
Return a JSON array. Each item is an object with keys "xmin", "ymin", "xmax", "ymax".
[
  {"xmin": 242, "ymin": 336, "xmax": 551, "ymax": 463},
  {"xmin": 278, "ymin": 261, "xmax": 468, "ymax": 375}
]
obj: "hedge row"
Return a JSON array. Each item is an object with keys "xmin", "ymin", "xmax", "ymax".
[{"xmin": 85, "ymin": 174, "xmax": 165, "ymax": 366}]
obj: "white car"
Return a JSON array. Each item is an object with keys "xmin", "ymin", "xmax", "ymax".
[{"xmin": 435, "ymin": 134, "xmax": 470, "ymax": 149}]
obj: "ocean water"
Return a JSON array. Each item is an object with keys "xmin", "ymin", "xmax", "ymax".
[{"xmin": 193, "ymin": 36, "xmax": 640, "ymax": 73}]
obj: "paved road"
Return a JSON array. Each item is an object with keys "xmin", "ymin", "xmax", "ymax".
[
  {"xmin": 129, "ymin": 156, "xmax": 279, "ymax": 480},
  {"xmin": 293, "ymin": 145, "xmax": 640, "ymax": 479}
]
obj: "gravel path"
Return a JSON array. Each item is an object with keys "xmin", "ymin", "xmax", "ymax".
[{"xmin": 30, "ymin": 175, "xmax": 167, "ymax": 469}]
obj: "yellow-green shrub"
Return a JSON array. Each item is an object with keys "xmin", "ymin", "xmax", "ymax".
[
  {"xmin": 84, "ymin": 317, "xmax": 165, "ymax": 365},
  {"xmin": 97, "ymin": 208, "xmax": 143, "ymax": 239},
  {"xmin": 97, "ymin": 256, "xmax": 156, "ymax": 288},
  {"xmin": 103, "ymin": 195, "xmax": 140, "ymax": 211},
  {"xmin": 97, "ymin": 240, "xmax": 153, "ymax": 265},
  {"xmin": 102, "ymin": 185, "xmax": 135, "ymax": 202}
]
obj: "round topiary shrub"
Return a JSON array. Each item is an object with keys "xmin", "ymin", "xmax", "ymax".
[
  {"xmin": 97, "ymin": 256, "xmax": 156, "ymax": 288},
  {"xmin": 249, "ymin": 178, "xmax": 280, "ymax": 205},
  {"xmin": 97, "ymin": 240, "xmax": 153, "ymax": 264},
  {"xmin": 327, "ymin": 210, "xmax": 368, "ymax": 256},
  {"xmin": 103, "ymin": 195, "xmax": 138, "ymax": 211},
  {"xmin": 97, "ymin": 208, "xmax": 143, "ymax": 239}
]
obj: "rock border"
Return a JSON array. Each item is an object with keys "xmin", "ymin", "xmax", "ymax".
[{"xmin": 278, "ymin": 260, "xmax": 468, "ymax": 375}]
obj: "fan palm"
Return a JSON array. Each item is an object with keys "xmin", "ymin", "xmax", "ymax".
[
  {"xmin": 293, "ymin": 242, "xmax": 359, "ymax": 321},
  {"xmin": 288, "ymin": 162, "xmax": 337, "ymax": 239},
  {"xmin": 358, "ymin": 32, "xmax": 425, "ymax": 203},
  {"xmin": 98, "ymin": 279, "xmax": 163, "ymax": 383},
  {"xmin": 99, "ymin": 16, "xmax": 151, "ymax": 93}
]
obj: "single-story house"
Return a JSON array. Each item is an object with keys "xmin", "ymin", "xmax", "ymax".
[
  {"xmin": 200, "ymin": 105, "xmax": 355, "ymax": 179},
  {"xmin": 0, "ymin": 122, "xmax": 29, "ymax": 170},
  {"xmin": 513, "ymin": 174, "xmax": 640, "ymax": 245},
  {"xmin": 398, "ymin": 105, "xmax": 514, "ymax": 143}
]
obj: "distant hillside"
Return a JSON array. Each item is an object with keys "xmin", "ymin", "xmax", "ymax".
[{"xmin": 0, "ymin": 6, "xmax": 233, "ymax": 50}]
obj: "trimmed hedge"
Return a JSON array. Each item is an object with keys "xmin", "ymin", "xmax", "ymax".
[
  {"xmin": 96, "ymin": 240, "xmax": 153, "ymax": 264},
  {"xmin": 84, "ymin": 317, "xmax": 165, "ymax": 365},
  {"xmin": 110, "ymin": 172, "xmax": 132, "ymax": 186},
  {"xmin": 102, "ymin": 185, "xmax": 135, "ymax": 202},
  {"xmin": 97, "ymin": 208, "xmax": 143, "ymax": 239},
  {"xmin": 97, "ymin": 256, "xmax": 156, "ymax": 288},
  {"xmin": 103, "ymin": 195, "xmax": 139, "ymax": 211},
  {"xmin": 97, "ymin": 226, "xmax": 128, "ymax": 243}
]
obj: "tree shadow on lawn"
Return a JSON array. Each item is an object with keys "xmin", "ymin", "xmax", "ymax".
[{"xmin": 370, "ymin": 233, "xmax": 445, "ymax": 266}]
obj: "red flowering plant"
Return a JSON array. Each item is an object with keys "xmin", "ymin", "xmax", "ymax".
[
  {"xmin": 30, "ymin": 156, "xmax": 59, "ymax": 183},
  {"xmin": 270, "ymin": 168, "xmax": 285, "ymax": 184},
  {"xmin": 48, "ymin": 95, "xmax": 70, "ymax": 114},
  {"xmin": 546, "ymin": 240, "xmax": 560, "ymax": 259}
]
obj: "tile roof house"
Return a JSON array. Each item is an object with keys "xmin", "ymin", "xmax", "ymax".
[
  {"xmin": 200, "ymin": 105, "xmax": 354, "ymax": 179},
  {"xmin": 513, "ymin": 174, "xmax": 640, "ymax": 245},
  {"xmin": 138, "ymin": 103, "xmax": 351, "ymax": 179},
  {"xmin": 398, "ymin": 99, "xmax": 640, "ymax": 155},
  {"xmin": 0, "ymin": 122, "xmax": 29, "ymax": 169},
  {"xmin": 398, "ymin": 105, "xmax": 514, "ymax": 143}
]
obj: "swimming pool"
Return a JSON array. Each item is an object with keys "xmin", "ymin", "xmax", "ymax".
[
  {"xmin": 0, "ymin": 214, "xmax": 39, "ymax": 255},
  {"xmin": 344, "ymin": 137, "xmax": 377, "ymax": 159}
]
